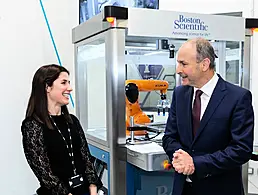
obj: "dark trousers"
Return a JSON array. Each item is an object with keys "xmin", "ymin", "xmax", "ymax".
[{"xmin": 182, "ymin": 182, "xmax": 195, "ymax": 195}]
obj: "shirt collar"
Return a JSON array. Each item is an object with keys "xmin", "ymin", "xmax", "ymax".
[{"xmin": 194, "ymin": 73, "xmax": 219, "ymax": 97}]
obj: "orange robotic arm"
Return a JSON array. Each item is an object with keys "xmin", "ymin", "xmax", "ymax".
[
  {"xmin": 125, "ymin": 79, "xmax": 168, "ymax": 95},
  {"xmin": 125, "ymin": 79, "xmax": 169, "ymax": 135}
]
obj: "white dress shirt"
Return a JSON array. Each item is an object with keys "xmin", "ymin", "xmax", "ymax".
[{"xmin": 192, "ymin": 73, "xmax": 219, "ymax": 120}]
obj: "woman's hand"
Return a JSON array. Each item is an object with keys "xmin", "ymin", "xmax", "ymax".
[
  {"xmin": 89, "ymin": 184, "xmax": 97, "ymax": 195},
  {"xmin": 68, "ymin": 193, "xmax": 72, "ymax": 195}
]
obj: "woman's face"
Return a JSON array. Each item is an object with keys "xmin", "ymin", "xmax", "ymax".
[{"xmin": 46, "ymin": 72, "xmax": 72, "ymax": 107}]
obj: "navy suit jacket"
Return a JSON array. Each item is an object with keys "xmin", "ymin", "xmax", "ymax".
[{"xmin": 162, "ymin": 75, "xmax": 254, "ymax": 195}]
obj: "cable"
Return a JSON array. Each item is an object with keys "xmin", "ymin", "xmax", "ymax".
[
  {"xmin": 144, "ymin": 132, "xmax": 161, "ymax": 140},
  {"xmin": 126, "ymin": 132, "xmax": 160, "ymax": 143},
  {"xmin": 39, "ymin": 0, "xmax": 75, "ymax": 108}
]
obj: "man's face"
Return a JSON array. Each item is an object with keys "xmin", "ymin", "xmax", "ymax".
[{"xmin": 176, "ymin": 43, "xmax": 202, "ymax": 87}]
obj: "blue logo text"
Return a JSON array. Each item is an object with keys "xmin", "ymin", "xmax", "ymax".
[{"xmin": 174, "ymin": 15, "xmax": 208, "ymax": 31}]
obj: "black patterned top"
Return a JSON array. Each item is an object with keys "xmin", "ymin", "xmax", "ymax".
[{"xmin": 21, "ymin": 114, "xmax": 102, "ymax": 195}]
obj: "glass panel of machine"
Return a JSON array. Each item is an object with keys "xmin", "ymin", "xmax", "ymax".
[
  {"xmin": 225, "ymin": 41, "xmax": 242, "ymax": 86},
  {"xmin": 77, "ymin": 39, "xmax": 107, "ymax": 142},
  {"xmin": 125, "ymin": 38, "xmax": 179, "ymax": 129}
]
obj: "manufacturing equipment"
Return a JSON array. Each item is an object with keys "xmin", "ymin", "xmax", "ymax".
[
  {"xmin": 72, "ymin": 6, "xmax": 257, "ymax": 195},
  {"xmin": 125, "ymin": 79, "xmax": 169, "ymax": 136}
]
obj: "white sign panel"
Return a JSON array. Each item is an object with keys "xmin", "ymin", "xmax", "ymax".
[{"xmin": 127, "ymin": 8, "xmax": 245, "ymax": 41}]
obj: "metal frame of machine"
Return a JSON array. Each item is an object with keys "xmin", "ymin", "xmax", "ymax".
[{"xmin": 72, "ymin": 6, "xmax": 254, "ymax": 195}]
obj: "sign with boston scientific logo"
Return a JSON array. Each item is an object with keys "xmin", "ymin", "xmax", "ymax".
[
  {"xmin": 173, "ymin": 15, "xmax": 209, "ymax": 37},
  {"xmin": 127, "ymin": 8, "xmax": 245, "ymax": 41}
]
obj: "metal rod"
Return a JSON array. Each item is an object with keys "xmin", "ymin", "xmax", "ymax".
[{"xmin": 130, "ymin": 116, "xmax": 135, "ymax": 144}]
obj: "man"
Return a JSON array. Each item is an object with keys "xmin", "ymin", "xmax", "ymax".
[{"xmin": 162, "ymin": 38, "xmax": 254, "ymax": 195}]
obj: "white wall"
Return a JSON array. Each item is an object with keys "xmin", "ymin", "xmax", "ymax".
[
  {"xmin": 0, "ymin": 0, "xmax": 78, "ymax": 194},
  {"xmin": 159, "ymin": 0, "xmax": 254, "ymax": 17}
]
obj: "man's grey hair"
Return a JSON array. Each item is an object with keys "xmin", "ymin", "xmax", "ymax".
[{"xmin": 191, "ymin": 38, "xmax": 216, "ymax": 70}]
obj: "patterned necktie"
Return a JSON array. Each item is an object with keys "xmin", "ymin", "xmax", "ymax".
[{"xmin": 192, "ymin": 90, "xmax": 203, "ymax": 137}]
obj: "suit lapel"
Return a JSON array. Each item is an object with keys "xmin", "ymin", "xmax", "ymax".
[
  {"xmin": 184, "ymin": 87, "xmax": 194, "ymax": 144},
  {"xmin": 192, "ymin": 77, "xmax": 227, "ymax": 145}
]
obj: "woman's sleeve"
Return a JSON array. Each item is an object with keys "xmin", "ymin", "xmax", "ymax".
[
  {"xmin": 72, "ymin": 116, "xmax": 103, "ymax": 190},
  {"xmin": 21, "ymin": 119, "xmax": 69, "ymax": 195}
]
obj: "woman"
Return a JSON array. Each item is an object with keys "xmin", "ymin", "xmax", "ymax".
[{"xmin": 21, "ymin": 64, "xmax": 102, "ymax": 195}]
